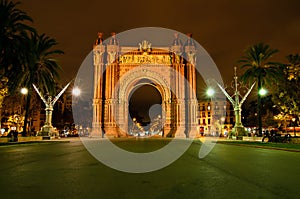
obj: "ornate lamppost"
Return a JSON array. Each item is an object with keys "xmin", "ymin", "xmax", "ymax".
[
  {"xmin": 33, "ymin": 82, "xmax": 71, "ymax": 137},
  {"xmin": 292, "ymin": 117, "xmax": 296, "ymax": 137},
  {"xmin": 217, "ymin": 67, "xmax": 255, "ymax": 137}
]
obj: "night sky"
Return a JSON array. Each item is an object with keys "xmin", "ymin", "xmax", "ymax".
[{"xmin": 19, "ymin": 0, "xmax": 300, "ymax": 85}]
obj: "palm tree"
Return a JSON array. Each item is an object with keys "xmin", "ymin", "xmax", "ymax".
[
  {"xmin": 0, "ymin": 0, "xmax": 35, "ymax": 132},
  {"xmin": 0, "ymin": 0, "xmax": 34, "ymax": 73},
  {"xmin": 239, "ymin": 43, "xmax": 281, "ymax": 135},
  {"xmin": 5, "ymin": 32, "xmax": 63, "ymax": 136}
]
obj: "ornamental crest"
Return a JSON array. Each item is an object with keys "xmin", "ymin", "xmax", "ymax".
[{"xmin": 139, "ymin": 40, "xmax": 152, "ymax": 52}]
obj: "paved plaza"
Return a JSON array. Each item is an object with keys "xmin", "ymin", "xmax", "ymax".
[{"xmin": 0, "ymin": 138, "xmax": 299, "ymax": 199}]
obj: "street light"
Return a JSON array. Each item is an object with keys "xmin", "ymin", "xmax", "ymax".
[
  {"xmin": 131, "ymin": 117, "xmax": 137, "ymax": 135},
  {"xmin": 216, "ymin": 67, "xmax": 255, "ymax": 138},
  {"xmin": 20, "ymin": 87, "xmax": 28, "ymax": 95},
  {"xmin": 257, "ymin": 87, "xmax": 268, "ymax": 136},
  {"xmin": 20, "ymin": 87, "xmax": 29, "ymax": 134},
  {"xmin": 259, "ymin": 88, "xmax": 267, "ymax": 96},
  {"xmin": 206, "ymin": 88, "xmax": 215, "ymax": 97},
  {"xmin": 33, "ymin": 82, "xmax": 72, "ymax": 137},
  {"xmin": 221, "ymin": 116, "xmax": 225, "ymax": 136},
  {"xmin": 72, "ymin": 87, "xmax": 81, "ymax": 96},
  {"xmin": 292, "ymin": 117, "xmax": 296, "ymax": 137},
  {"xmin": 206, "ymin": 88, "xmax": 215, "ymax": 136}
]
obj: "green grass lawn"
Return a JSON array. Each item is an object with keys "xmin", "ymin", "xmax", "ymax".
[
  {"xmin": 216, "ymin": 140, "xmax": 300, "ymax": 151},
  {"xmin": 110, "ymin": 137, "xmax": 300, "ymax": 152}
]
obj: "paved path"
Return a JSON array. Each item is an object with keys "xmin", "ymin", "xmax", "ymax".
[{"xmin": 0, "ymin": 138, "xmax": 299, "ymax": 199}]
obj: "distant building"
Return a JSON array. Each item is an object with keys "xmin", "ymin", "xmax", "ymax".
[{"xmin": 197, "ymin": 100, "xmax": 234, "ymax": 136}]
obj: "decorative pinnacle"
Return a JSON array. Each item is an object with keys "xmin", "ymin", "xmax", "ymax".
[
  {"xmin": 234, "ymin": 66, "xmax": 238, "ymax": 79},
  {"xmin": 234, "ymin": 66, "xmax": 238, "ymax": 92}
]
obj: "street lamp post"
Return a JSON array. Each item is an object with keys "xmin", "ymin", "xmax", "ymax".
[
  {"xmin": 33, "ymin": 82, "xmax": 71, "ymax": 137},
  {"xmin": 258, "ymin": 87, "xmax": 267, "ymax": 136},
  {"xmin": 217, "ymin": 67, "xmax": 255, "ymax": 137},
  {"xmin": 131, "ymin": 118, "xmax": 137, "ymax": 135},
  {"xmin": 206, "ymin": 88, "xmax": 214, "ymax": 136},
  {"xmin": 20, "ymin": 87, "xmax": 28, "ymax": 135},
  {"xmin": 292, "ymin": 117, "xmax": 296, "ymax": 137},
  {"xmin": 221, "ymin": 116, "xmax": 225, "ymax": 136}
]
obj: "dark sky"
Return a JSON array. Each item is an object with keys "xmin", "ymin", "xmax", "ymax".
[{"xmin": 19, "ymin": 0, "xmax": 300, "ymax": 84}]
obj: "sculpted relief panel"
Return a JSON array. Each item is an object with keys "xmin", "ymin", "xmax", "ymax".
[{"xmin": 118, "ymin": 54, "xmax": 172, "ymax": 65}]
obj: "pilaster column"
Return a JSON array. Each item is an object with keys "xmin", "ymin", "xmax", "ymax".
[
  {"xmin": 104, "ymin": 37, "xmax": 119, "ymax": 137},
  {"xmin": 171, "ymin": 33, "xmax": 186, "ymax": 137},
  {"xmin": 92, "ymin": 44, "xmax": 105, "ymax": 137},
  {"xmin": 184, "ymin": 35, "xmax": 198, "ymax": 138}
]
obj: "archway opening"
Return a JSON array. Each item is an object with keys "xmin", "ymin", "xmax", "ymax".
[{"xmin": 129, "ymin": 84, "xmax": 162, "ymax": 132}]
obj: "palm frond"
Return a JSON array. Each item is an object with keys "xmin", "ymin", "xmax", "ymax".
[{"xmin": 239, "ymin": 42, "xmax": 280, "ymax": 92}]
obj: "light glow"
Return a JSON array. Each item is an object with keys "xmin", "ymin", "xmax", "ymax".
[
  {"xmin": 20, "ymin": 87, "xmax": 28, "ymax": 95},
  {"xmin": 206, "ymin": 88, "xmax": 215, "ymax": 97},
  {"xmin": 259, "ymin": 88, "xmax": 267, "ymax": 96},
  {"xmin": 72, "ymin": 87, "xmax": 81, "ymax": 96}
]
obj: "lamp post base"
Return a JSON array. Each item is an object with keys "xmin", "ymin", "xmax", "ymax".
[
  {"xmin": 38, "ymin": 125, "xmax": 59, "ymax": 137},
  {"xmin": 233, "ymin": 126, "xmax": 246, "ymax": 138}
]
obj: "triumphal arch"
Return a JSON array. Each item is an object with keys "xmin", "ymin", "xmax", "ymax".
[{"xmin": 92, "ymin": 32, "xmax": 198, "ymax": 138}]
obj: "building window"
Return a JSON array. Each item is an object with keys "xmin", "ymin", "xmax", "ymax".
[
  {"xmin": 208, "ymin": 112, "xmax": 211, "ymax": 117},
  {"xmin": 208, "ymin": 119, "xmax": 211, "ymax": 125}
]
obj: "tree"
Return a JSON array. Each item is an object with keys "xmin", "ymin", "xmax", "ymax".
[
  {"xmin": 239, "ymin": 43, "xmax": 281, "ymax": 135},
  {"xmin": 286, "ymin": 54, "xmax": 300, "ymax": 80},
  {"xmin": 0, "ymin": 0, "xmax": 35, "ymax": 131},
  {"xmin": 272, "ymin": 54, "xmax": 300, "ymax": 131},
  {"xmin": 5, "ymin": 32, "xmax": 63, "ymax": 136},
  {"xmin": 242, "ymin": 95, "xmax": 278, "ymax": 133},
  {"xmin": 0, "ymin": 0, "xmax": 34, "ymax": 73},
  {"xmin": 0, "ymin": 77, "xmax": 8, "ymax": 128}
]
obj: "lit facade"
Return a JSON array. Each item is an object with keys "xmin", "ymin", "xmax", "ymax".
[
  {"xmin": 92, "ymin": 33, "xmax": 198, "ymax": 137},
  {"xmin": 197, "ymin": 100, "xmax": 234, "ymax": 135}
]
